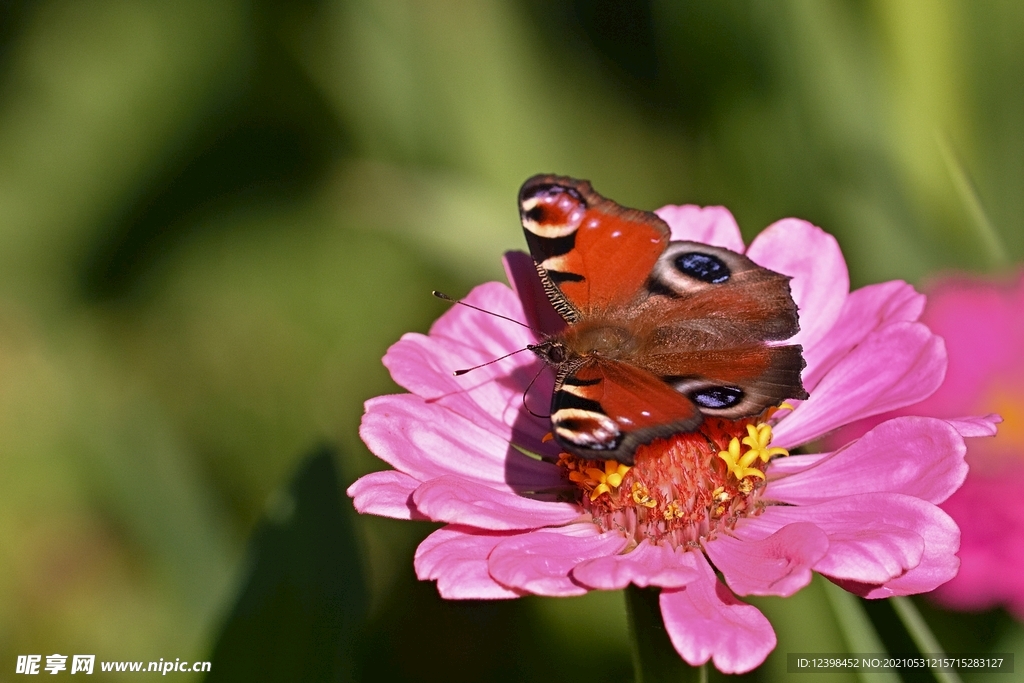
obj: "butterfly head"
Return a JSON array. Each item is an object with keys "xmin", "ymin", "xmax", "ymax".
[{"xmin": 527, "ymin": 339, "xmax": 569, "ymax": 367}]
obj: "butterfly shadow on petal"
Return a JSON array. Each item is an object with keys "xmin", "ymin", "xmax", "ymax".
[
  {"xmin": 500, "ymin": 250, "xmax": 569, "ymax": 499},
  {"xmin": 503, "ymin": 359, "xmax": 570, "ymax": 502}
]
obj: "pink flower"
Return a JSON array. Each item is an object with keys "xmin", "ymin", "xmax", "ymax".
[
  {"xmin": 348, "ymin": 205, "xmax": 994, "ymax": 673},
  {"xmin": 829, "ymin": 273, "xmax": 1019, "ymax": 617}
]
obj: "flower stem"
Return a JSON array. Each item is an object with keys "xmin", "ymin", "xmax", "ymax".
[
  {"xmin": 890, "ymin": 597, "xmax": 964, "ymax": 683},
  {"xmin": 624, "ymin": 585, "xmax": 706, "ymax": 683},
  {"xmin": 821, "ymin": 580, "xmax": 902, "ymax": 683}
]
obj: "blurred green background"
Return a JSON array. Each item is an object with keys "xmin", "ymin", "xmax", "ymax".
[{"xmin": 0, "ymin": 1, "xmax": 1020, "ymax": 681}]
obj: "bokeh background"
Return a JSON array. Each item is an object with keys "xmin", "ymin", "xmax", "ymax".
[{"xmin": 0, "ymin": 1, "xmax": 1021, "ymax": 681}]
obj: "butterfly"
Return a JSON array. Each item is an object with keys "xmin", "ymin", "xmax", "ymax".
[{"xmin": 519, "ymin": 174, "xmax": 808, "ymax": 465}]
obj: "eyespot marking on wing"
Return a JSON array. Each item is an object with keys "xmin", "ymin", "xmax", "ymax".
[
  {"xmin": 690, "ymin": 386, "xmax": 744, "ymax": 409},
  {"xmin": 669, "ymin": 376, "xmax": 758, "ymax": 417},
  {"xmin": 650, "ymin": 242, "xmax": 754, "ymax": 296},
  {"xmin": 520, "ymin": 183, "xmax": 587, "ymax": 239},
  {"xmin": 552, "ymin": 408, "xmax": 622, "ymax": 450},
  {"xmin": 674, "ymin": 252, "xmax": 730, "ymax": 283}
]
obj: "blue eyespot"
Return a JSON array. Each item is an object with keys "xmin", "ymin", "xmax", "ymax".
[
  {"xmin": 674, "ymin": 252, "xmax": 730, "ymax": 283},
  {"xmin": 692, "ymin": 387, "xmax": 743, "ymax": 409}
]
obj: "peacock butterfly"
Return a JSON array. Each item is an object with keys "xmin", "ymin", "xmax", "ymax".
[{"xmin": 519, "ymin": 174, "xmax": 808, "ymax": 466}]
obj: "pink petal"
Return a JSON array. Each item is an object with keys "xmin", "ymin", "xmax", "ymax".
[
  {"xmin": 738, "ymin": 493, "xmax": 939, "ymax": 584},
  {"xmin": 360, "ymin": 394, "xmax": 563, "ymax": 491},
  {"xmin": 384, "ymin": 333, "xmax": 557, "ymax": 457},
  {"xmin": 931, "ymin": 470, "xmax": 1024, "ymax": 611},
  {"xmin": 502, "ymin": 251, "xmax": 566, "ymax": 334},
  {"xmin": 704, "ymin": 523, "xmax": 829, "ymax": 597},
  {"xmin": 396, "ymin": 281, "xmax": 553, "ymax": 453},
  {"xmin": 766, "ymin": 417, "xmax": 967, "ymax": 506},
  {"xmin": 772, "ymin": 322, "xmax": 946, "ymax": 448},
  {"xmin": 383, "ymin": 314, "xmax": 556, "ymax": 457},
  {"xmin": 654, "ymin": 205, "xmax": 746, "ymax": 252},
  {"xmin": 945, "ymin": 414, "xmax": 1001, "ymax": 438},
  {"xmin": 487, "ymin": 526, "xmax": 626, "ymax": 596},
  {"xmin": 428, "ymin": 281, "xmax": 536, "ymax": 347},
  {"xmin": 347, "ymin": 470, "xmax": 424, "ymax": 520},
  {"xmin": 913, "ymin": 272, "xmax": 1024, "ymax": 417},
  {"xmin": 412, "ymin": 475, "xmax": 581, "ymax": 530},
  {"xmin": 745, "ymin": 218, "xmax": 848, "ymax": 354},
  {"xmin": 414, "ymin": 526, "xmax": 524, "ymax": 599},
  {"xmin": 660, "ymin": 552, "xmax": 776, "ymax": 674},
  {"xmin": 571, "ymin": 542, "xmax": 700, "ymax": 590},
  {"xmin": 847, "ymin": 502, "xmax": 960, "ymax": 598},
  {"xmin": 801, "ymin": 280, "xmax": 925, "ymax": 391},
  {"xmin": 765, "ymin": 452, "xmax": 830, "ymax": 476}
]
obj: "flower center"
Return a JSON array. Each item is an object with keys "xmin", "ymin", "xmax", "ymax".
[{"xmin": 557, "ymin": 417, "xmax": 789, "ymax": 548}]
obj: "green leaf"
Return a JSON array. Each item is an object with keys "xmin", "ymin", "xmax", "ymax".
[{"xmin": 205, "ymin": 445, "xmax": 367, "ymax": 682}]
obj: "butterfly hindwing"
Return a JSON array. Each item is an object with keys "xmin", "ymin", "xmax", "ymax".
[
  {"xmin": 640, "ymin": 344, "xmax": 807, "ymax": 420},
  {"xmin": 551, "ymin": 358, "xmax": 703, "ymax": 465},
  {"xmin": 634, "ymin": 240, "xmax": 807, "ymax": 414},
  {"xmin": 519, "ymin": 174, "xmax": 669, "ymax": 322}
]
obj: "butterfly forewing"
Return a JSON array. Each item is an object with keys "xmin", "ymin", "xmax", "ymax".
[
  {"xmin": 643, "ymin": 241, "xmax": 800, "ymax": 342},
  {"xmin": 519, "ymin": 174, "xmax": 669, "ymax": 320}
]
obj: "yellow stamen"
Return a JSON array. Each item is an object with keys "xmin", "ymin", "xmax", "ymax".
[
  {"xmin": 717, "ymin": 437, "xmax": 766, "ymax": 481},
  {"xmin": 764, "ymin": 402, "xmax": 796, "ymax": 420},
  {"xmin": 663, "ymin": 500, "xmax": 683, "ymax": 520},
  {"xmin": 631, "ymin": 481, "xmax": 657, "ymax": 508},
  {"xmin": 605, "ymin": 459, "xmax": 628, "ymax": 487},
  {"xmin": 577, "ymin": 460, "xmax": 632, "ymax": 501},
  {"xmin": 718, "ymin": 418, "xmax": 790, "ymax": 483},
  {"xmin": 741, "ymin": 423, "xmax": 789, "ymax": 462},
  {"xmin": 712, "ymin": 486, "xmax": 731, "ymax": 504}
]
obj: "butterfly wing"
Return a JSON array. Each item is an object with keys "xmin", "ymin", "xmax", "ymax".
[
  {"xmin": 634, "ymin": 239, "xmax": 808, "ymax": 418},
  {"xmin": 518, "ymin": 174, "xmax": 669, "ymax": 322},
  {"xmin": 519, "ymin": 175, "xmax": 808, "ymax": 464},
  {"xmin": 550, "ymin": 358, "xmax": 703, "ymax": 465},
  {"xmin": 642, "ymin": 240, "xmax": 800, "ymax": 342},
  {"xmin": 641, "ymin": 344, "xmax": 806, "ymax": 421}
]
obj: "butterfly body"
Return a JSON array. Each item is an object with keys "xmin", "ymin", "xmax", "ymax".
[{"xmin": 519, "ymin": 175, "xmax": 808, "ymax": 465}]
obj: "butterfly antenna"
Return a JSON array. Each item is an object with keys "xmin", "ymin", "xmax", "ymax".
[
  {"xmin": 452, "ymin": 347, "xmax": 532, "ymax": 376},
  {"xmin": 432, "ymin": 290, "xmax": 542, "ymax": 334},
  {"xmin": 522, "ymin": 365, "xmax": 550, "ymax": 419}
]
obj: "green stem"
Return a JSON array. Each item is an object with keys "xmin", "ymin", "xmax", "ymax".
[
  {"xmin": 890, "ymin": 597, "xmax": 964, "ymax": 683},
  {"xmin": 821, "ymin": 580, "xmax": 902, "ymax": 683},
  {"xmin": 624, "ymin": 585, "xmax": 707, "ymax": 683}
]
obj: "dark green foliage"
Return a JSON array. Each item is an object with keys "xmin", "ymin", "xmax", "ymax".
[{"xmin": 206, "ymin": 446, "xmax": 366, "ymax": 682}]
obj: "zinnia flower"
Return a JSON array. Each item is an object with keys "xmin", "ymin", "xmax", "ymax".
[
  {"xmin": 349, "ymin": 205, "xmax": 996, "ymax": 673},
  {"xmin": 829, "ymin": 272, "xmax": 1020, "ymax": 618}
]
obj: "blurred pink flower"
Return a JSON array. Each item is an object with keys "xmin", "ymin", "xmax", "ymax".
[
  {"xmin": 829, "ymin": 273, "xmax": 1020, "ymax": 617},
  {"xmin": 348, "ymin": 206, "xmax": 994, "ymax": 673}
]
